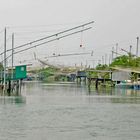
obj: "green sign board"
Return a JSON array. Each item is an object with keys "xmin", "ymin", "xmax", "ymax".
[{"xmin": 15, "ymin": 65, "xmax": 27, "ymax": 79}]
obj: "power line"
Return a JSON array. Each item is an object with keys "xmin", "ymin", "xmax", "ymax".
[
  {"xmin": 14, "ymin": 28, "xmax": 68, "ymax": 34},
  {"xmin": 17, "ymin": 52, "xmax": 91, "ymax": 64},
  {"xmin": 14, "ymin": 27, "xmax": 92, "ymax": 55},
  {"xmin": 0, "ymin": 27, "xmax": 92, "ymax": 63},
  {"xmin": 46, "ymin": 52, "xmax": 91, "ymax": 58},
  {"xmin": 1, "ymin": 21, "xmax": 93, "ymax": 55},
  {"xmin": 7, "ymin": 21, "xmax": 86, "ymax": 29}
]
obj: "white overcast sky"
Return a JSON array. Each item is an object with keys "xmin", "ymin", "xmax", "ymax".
[{"xmin": 0, "ymin": 0, "xmax": 140, "ymax": 67}]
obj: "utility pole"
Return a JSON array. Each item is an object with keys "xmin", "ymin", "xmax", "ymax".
[
  {"xmin": 129, "ymin": 45, "xmax": 132, "ymax": 56},
  {"xmin": 85, "ymin": 60, "xmax": 88, "ymax": 68},
  {"xmin": 92, "ymin": 60, "xmax": 95, "ymax": 68},
  {"xmin": 136, "ymin": 37, "xmax": 139, "ymax": 81},
  {"xmin": 112, "ymin": 47, "xmax": 114, "ymax": 63},
  {"xmin": 102, "ymin": 56, "xmax": 104, "ymax": 65},
  {"xmin": 116, "ymin": 43, "xmax": 118, "ymax": 58},
  {"xmin": 3, "ymin": 28, "xmax": 6, "ymax": 93},
  {"xmin": 12, "ymin": 33, "xmax": 14, "ymax": 79},
  {"xmin": 105, "ymin": 54, "xmax": 107, "ymax": 65},
  {"xmin": 98, "ymin": 60, "xmax": 101, "ymax": 64},
  {"xmin": 109, "ymin": 54, "xmax": 112, "ymax": 65},
  {"xmin": 136, "ymin": 37, "xmax": 139, "ymax": 57}
]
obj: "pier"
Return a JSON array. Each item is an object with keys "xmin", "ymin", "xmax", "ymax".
[
  {"xmin": 76, "ymin": 71, "xmax": 87, "ymax": 83},
  {"xmin": 87, "ymin": 69, "xmax": 113, "ymax": 89}
]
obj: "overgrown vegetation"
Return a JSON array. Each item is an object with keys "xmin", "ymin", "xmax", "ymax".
[
  {"xmin": 37, "ymin": 53, "xmax": 140, "ymax": 81},
  {"xmin": 88, "ymin": 54, "xmax": 140, "ymax": 80},
  {"xmin": 38, "ymin": 67, "xmax": 58, "ymax": 81},
  {"xmin": 110, "ymin": 55, "xmax": 140, "ymax": 67}
]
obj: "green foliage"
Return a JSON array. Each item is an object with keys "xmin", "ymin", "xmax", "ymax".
[
  {"xmin": 135, "ymin": 57, "xmax": 140, "ymax": 67},
  {"xmin": 40, "ymin": 67, "xmax": 57, "ymax": 78},
  {"xmin": 110, "ymin": 55, "xmax": 140, "ymax": 67},
  {"xmin": 88, "ymin": 64, "xmax": 110, "ymax": 79},
  {"xmin": 96, "ymin": 64, "xmax": 109, "ymax": 70},
  {"xmin": 110, "ymin": 55, "xmax": 130, "ymax": 66},
  {"xmin": 109, "ymin": 55, "xmax": 140, "ymax": 80},
  {"xmin": 38, "ymin": 67, "xmax": 57, "ymax": 80},
  {"xmin": 87, "ymin": 71, "xmax": 98, "ymax": 78}
]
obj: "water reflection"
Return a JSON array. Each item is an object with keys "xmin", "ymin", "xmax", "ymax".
[
  {"xmin": 110, "ymin": 97, "xmax": 140, "ymax": 104},
  {"xmin": 0, "ymin": 96, "xmax": 26, "ymax": 104},
  {"xmin": 1, "ymin": 81, "xmax": 140, "ymax": 105},
  {"xmin": 88, "ymin": 85, "xmax": 140, "ymax": 96},
  {"xmin": 74, "ymin": 82, "xmax": 140, "ymax": 104},
  {"xmin": 0, "ymin": 81, "xmax": 140, "ymax": 140},
  {"xmin": 0, "ymin": 87, "xmax": 26, "ymax": 104}
]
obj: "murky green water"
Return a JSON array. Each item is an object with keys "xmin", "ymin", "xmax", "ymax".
[{"xmin": 0, "ymin": 81, "xmax": 140, "ymax": 140}]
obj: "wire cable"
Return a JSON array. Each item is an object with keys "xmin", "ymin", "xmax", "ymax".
[{"xmin": 0, "ymin": 27, "xmax": 92, "ymax": 63}]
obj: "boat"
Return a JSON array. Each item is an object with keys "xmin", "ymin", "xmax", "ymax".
[
  {"xmin": 115, "ymin": 82, "xmax": 133, "ymax": 89},
  {"xmin": 115, "ymin": 80, "xmax": 140, "ymax": 89}
]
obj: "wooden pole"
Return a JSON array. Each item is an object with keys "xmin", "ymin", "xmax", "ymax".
[
  {"xmin": 136, "ymin": 37, "xmax": 139, "ymax": 57},
  {"xmin": 3, "ymin": 28, "xmax": 6, "ymax": 93},
  {"xmin": 116, "ymin": 43, "xmax": 118, "ymax": 58},
  {"xmin": 12, "ymin": 33, "xmax": 14, "ymax": 79},
  {"xmin": 129, "ymin": 45, "xmax": 132, "ymax": 56},
  {"xmin": 112, "ymin": 47, "xmax": 114, "ymax": 62}
]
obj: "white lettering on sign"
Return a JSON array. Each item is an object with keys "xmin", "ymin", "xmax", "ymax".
[{"xmin": 21, "ymin": 67, "xmax": 24, "ymax": 71}]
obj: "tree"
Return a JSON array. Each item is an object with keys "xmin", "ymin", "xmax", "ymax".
[{"xmin": 110, "ymin": 55, "xmax": 140, "ymax": 67}]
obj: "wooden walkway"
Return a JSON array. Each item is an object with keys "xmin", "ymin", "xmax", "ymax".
[{"xmin": 87, "ymin": 77, "xmax": 112, "ymax": 88}]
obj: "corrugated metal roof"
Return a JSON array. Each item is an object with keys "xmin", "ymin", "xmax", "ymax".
[{"xmin": 111, "ymin": 66, "xmax": 140, "ymax": 73}]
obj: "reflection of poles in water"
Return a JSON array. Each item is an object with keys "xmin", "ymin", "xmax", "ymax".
[
  {"xmin": 3, "ymin": 28, "xmax": 7, "ymax": 95},
  {"xmin": 0, "ymin": 70, "xmax": 2, "ymax": 84},
  {"xmin": 16, "ymin": 79, "xmax": 22, "ymax": 95},
  {"xmin": 88, "ymin": 78, "xmax": 91, "ymax": 93},
  {"xmin": 95, "ymin": 79, "xmax": 98, "ymax": 89},
  {"xmin": 0, "ymin": 79, "xmax": 23, "ymax": 96},
  {"xmin": 17, "ymin": 80, "xmax": 22, "ymax": 95},
  {"xmin": 19, "ymin": 79, "xmax": 22, "ymax": 94},
  {"xmin": 16, "ymin": 80, "xmax": 19, "ymax": 95},
  {"xmin": 7, "ymin": 80, "xmax": 11, "ymax": 96}
]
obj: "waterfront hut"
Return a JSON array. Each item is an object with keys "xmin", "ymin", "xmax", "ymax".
[
  {"xmin": 111, "ymin": 66, "xmax": 140, "ymax": 89},
  {"xmin": 112, "ymin": 70, "xmax": 131, "ymax": 83}
]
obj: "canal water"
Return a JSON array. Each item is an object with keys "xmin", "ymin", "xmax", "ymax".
[{"xmin": 0, "ymin": 81, "xmax": 140, "ymax": 140}]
